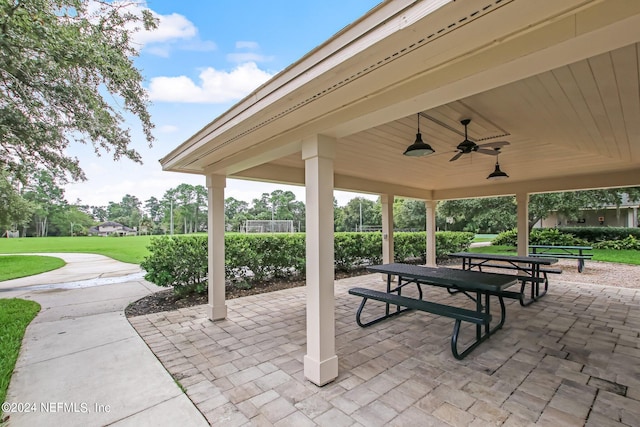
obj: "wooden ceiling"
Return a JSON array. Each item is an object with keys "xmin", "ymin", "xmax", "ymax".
[{"xmin": 266, "ymin": 42, "xmax": 639, "ymax": 197}]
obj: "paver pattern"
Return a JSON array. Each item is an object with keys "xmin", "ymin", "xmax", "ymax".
[{"xmin": 130, "ymin": 274, "xmax": 640, "ymax": 426}]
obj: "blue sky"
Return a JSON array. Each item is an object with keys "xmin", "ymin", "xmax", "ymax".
[{"xmin": 65, "ymin": 1, "xmax": 381, "ymax": 207}]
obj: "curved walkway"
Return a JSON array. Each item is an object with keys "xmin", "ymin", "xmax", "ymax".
[{"xmin": 1, "ymin": 253, "xmax": 207, "ymax": 427}]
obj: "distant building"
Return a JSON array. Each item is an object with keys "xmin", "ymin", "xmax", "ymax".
[
  {"xmin": 536, "ymin": 194, "xmax": 639, "ymax": 228},
  {"xmin": 88, "ymin": 221, "xmax": 137, "ymax": 237}
]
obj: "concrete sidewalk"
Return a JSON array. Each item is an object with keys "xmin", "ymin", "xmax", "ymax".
[{"xmin": 1, "ymin": 253, "xmax": 207, "ymax": 426}]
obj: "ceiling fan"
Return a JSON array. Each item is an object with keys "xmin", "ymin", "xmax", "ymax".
[{"xmin": 450, "ymin": 119, "xmax": 510, "ymax": 162}]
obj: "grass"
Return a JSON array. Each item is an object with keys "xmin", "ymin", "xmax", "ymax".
[
  {"xmin": 0, "ymin": 299, "xmax": 40, "ymax": 411},
  {"xmin": 469, "ymin": 245, "xmax": 640, "ymax": 265},
  {"xmin": 0, "ymin": 255, "xmax": 66, "ymax": 282},
  {"xmin": 0, "ymin": 236, "xmax": 154, "ymax": 264},
  {"xmin": 473, "ymin": 234, "xmax": 498, "ymax": 243}
]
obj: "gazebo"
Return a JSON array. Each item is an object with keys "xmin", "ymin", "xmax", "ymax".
[{"xmin": 160, "ymin": 0, "xmax": 640, "ymax": 386}]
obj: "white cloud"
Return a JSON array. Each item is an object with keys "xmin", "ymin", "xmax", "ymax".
[
  {"xmin": 147, "ymin": 62, "xmax": 275, "ymax": 104},
  {"xmin": 236, "ymin": 41, "xmax": 260, "ymax": 50},
  {"xmin": 145, "ymin": 46, "xmax": 171, "ymax": 58},
  {"xmin": 158, "ymin": 125, "xmax": 179, "ymax": 133},
  {"xmin": 226, "ymin": 52, "xmax": 274, "ymax": 63},
  {"xmin": 133, "ymin": 12, "xmax": 197, "ymax": 45},
  {"xmin": 105, "ymin": 2, "xmax": 215, "ymax": 56},
  {"xmin": 227, "ymin": 41, "xmax": 272, "ymax": 63},
  {"xmin": 182, "ymin": 40, "xmax": 218, "ymax": 52}
]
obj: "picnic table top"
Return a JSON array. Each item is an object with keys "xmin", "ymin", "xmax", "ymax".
[
  {"xmin": 449, "ymin": 252, "xmax": 558, "ymax": 265},
  {"xmin": 366, "ymin": 263, "xmax": 517, "ymax": 292},
  {"xmin": 529, "ymin": 245, "xmax": 592, "ymax": 250}
]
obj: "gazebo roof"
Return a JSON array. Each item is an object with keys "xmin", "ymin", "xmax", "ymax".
[{"xmin": 161, "ymin": 0, "xmax": 640, "ymax": 200}]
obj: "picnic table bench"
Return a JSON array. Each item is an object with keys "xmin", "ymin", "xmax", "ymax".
[
  {"xmin": 449, "ymin": 252, "xmax": 561, "ymax": 306},
  {"xmin": 529, "ymin": 245, "xmax": 592, "ymax": 272},
  {"xmin": 349, "ymin": 264, "xmax": 518, "ymax": 359}
]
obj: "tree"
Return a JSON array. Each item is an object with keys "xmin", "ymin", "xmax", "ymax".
[
  {"xmin": 336, "ymin": 197, "xmax": 380, "ymax": 232},
  {"xmin": 269, "ymin": 190, "xmax": 305, "ymax": 228},
  {"xmin": 160, "ymin": 188, "xmax": 178, "ymax": 234},
  {"xmin": 49, "ymin": 204, "xmax": 94, "ymax": 236},
  {"xmin": 530, "ymin": 187, "xmax": 640, "ymax": 230},
  {"xmin": 23, "ymin": 170, "xmax": 66, "ymax": 236},
  {"xmin": 225, "ymin": 197, "xmax": 249, "ymax": 232},
  {"xmin": 90, "ymin": 205, "xmax": 108, "ymax": 222},
  {"xmin": 169, "ymin": 183, "xmax": 207, "ymax": 234},
  {"xmin": 0, "ymin": 0, "xmax": 156, "ymax": 183},
  {"xmin": 437, "ymin": 197, "xmax": 516, "ymax": 233},
  {"xmin": 249, "ymin": 193, "xmax": 272, "ymax": 220},
  {"xmin": 0, "ymin": 171, "xmax": 35, "ymax": 234},
  {"xmin": 144, "ymin": 196, "xmax": 162, "ymax": 225},
  {"xmin": 393, "ymin": 198, "xmax": 426, "ymax": 231},
  {"xmin": 107, "ymin": 194, "xmax": 142, "ymax": 228}
]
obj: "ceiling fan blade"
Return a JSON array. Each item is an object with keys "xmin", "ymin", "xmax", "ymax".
[
  {"xmin": 477, "ymin": 148, "xmax": 499, "ymax": 155},
  {"xmin": 479, "ymin": 140, "xmax": 510, "ymax": 149},
  {"xmin": 449, "ymin": 151, "xmax": 463, "ymax": 162}
]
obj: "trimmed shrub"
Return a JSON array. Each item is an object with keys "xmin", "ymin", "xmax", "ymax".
[
  {"xmin": 392, "ymin": 231, "xmax": 474, "ymax": 262},
  {"xmin": 530, "ymin": 228, "xmax": 588, "ymax": 246},
  {"xmin": 492, "ymin": 229, "xmax": 518, "ymax": 246},
  {"xmin": 335, "ymin": 232, "xmax": 382, "ymax": 271},
  {"xmin": 142, "ymin": 231, "xmax": 476, "ymax": 293},
  {"xmin": 493, "ymin": 228, "xmax": 589, "ymax": 246},
  {"xmin": 140, "ymin": 235, "xmax": 208, "ymax": 296},
  {"xmin": 593, "ymin": 235, "xmax": 640, "ymax": 250},
  {"xmin": 560, "ymin": 226, "xmax": 640, "ymax": 242},
  {"xmin": 436, "ymin": 231, "xmax": 475, "ymax": 257}
]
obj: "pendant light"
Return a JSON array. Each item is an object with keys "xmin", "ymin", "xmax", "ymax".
[
  {"xmin": 403, "ymin": 113, "xmax": 435, "ymax": 157},
  {"xmin": 487, "ymin": 149, "xmax": 509, "ymax": 180}
]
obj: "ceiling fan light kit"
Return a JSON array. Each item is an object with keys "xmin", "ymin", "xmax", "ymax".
[
  {"xmin": 403, "ymin": 113, "xmax": 435, "ymax": 157},
  {"xmin": 449, "ymin": 118, "xmax": 510, "ymax": 162},
  {"xmin": 404, "ymin": 115, "xmax": 510, "ymax": 179}
]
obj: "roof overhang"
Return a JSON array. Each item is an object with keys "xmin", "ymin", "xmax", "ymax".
[{"xmin": 161, "ymin": 0, "xmax": 640, "ymax": 200}]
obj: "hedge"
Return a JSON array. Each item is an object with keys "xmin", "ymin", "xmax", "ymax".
[
  {"xmin": 558, "ymin": 227, "xmax": 640, "ymax": 242},
  {"xmin": 141, "ymin": 231, "xmax": 474, "ymax": 294},
  {"xmin": 492, "ymin": 227, "xmax": 640, "ymax": 247}
]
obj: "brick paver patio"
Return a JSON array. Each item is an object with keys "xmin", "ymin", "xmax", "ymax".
[{"xmin": 129, "ymin": 274, "xmax": 640, "ymax": 426}]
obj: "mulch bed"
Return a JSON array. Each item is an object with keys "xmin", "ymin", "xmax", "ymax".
[{"xmin": 125, "ymin": 268, "xmax": 369, "ymax": 317}]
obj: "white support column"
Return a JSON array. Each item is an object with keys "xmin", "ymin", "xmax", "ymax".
[
  {"xmin": 302, "ymin": 134, "xmax": 338, "ymax": 386},
  {"xmin": 206, "ymin": 174, "xmax": 227, "ymax": 321},
  {"xmin": 425, "ymin": 200, "xmax": 437, "ymax": 267},
  {"xmin": 516, "ymin": 193, "xmax": 529, "ymax": 257},
  {"xmin": 381, "ymin": 194, "xmax": 394, "ymax": 265}
]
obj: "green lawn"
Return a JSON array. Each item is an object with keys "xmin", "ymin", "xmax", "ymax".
[
  {"xmin": 473, "ymin": 234, "xmax": 498, "ymax": 243},
  {"xmin": 470, "ymin": 245, "xmax": 640, "ymax": 265},
  {"xmin": 0, "ymin": 236, "xmax": 154, "ymax": 264},
  {"xmin": 0, "ymin": 299, "xmax": 40, "ymax": 411},
  {"xmin": 0, "ymin": 255, "xmax": 66, "ymax": 282}
]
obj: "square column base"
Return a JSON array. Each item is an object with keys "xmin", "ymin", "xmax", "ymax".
[
  {"xmin": 207, "ymin": 304, "xmax": 227, "ymax": 321},
  {"xmin": 304, "ymin": 354, "xmax": 338, "ymax": 386}
]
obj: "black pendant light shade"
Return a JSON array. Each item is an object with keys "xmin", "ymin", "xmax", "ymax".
[
  {"xmin": 487, "ymin": 152, "xmax": 509, "ymax": 180},
  {"xmin": 404, "ymin": 113, "xmax": 435, "ymax": 157}
]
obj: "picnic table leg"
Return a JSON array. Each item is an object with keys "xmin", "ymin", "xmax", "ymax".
[
  {"xmin": 476, "ymin": 291, "xmax": 482, "ymax": 341},
  {"xmin": 578, "ymin": 258, "xmax": 584, "ymax": 273},
  {"xmin": 490, "ymin": 295, "xmax": 506, "ymax": 333},
  {"xmin": 451, "ymin": 293, "xmax": 506, "ymax": 360},
  {"xmin": 532, "ymin": 265, "xmax": 548, "ymax": 301},
  {"xmin": 354, "ymin": 295, "xmax": 413, "ymax": 328},
  {"xmin": 518, "ymin": 277, "xmax": 535, "ymax": 307}
]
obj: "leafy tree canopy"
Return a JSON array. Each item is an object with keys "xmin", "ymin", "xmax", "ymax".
[
  {"xmin": 0, "ymin": 0, "xmax": 156, "ymax": 183},
  {"xmin": 0, "ymin": 171, "xmax": 34, "ymax": 230}
]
